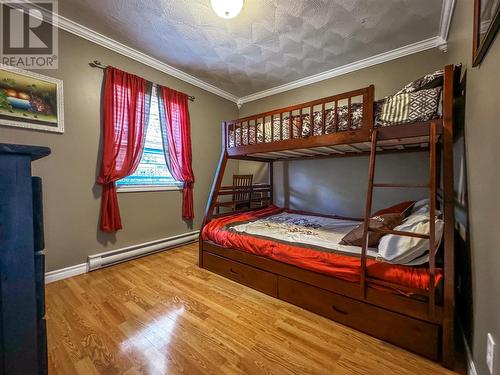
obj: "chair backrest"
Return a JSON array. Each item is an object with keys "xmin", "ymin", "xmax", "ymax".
[{"xmin": 233, "ymin": 174, "xmax": 253, "ymax": 203}]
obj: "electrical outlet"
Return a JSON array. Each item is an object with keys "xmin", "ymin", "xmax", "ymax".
[{"xmin": 487, "ymin": 333, "xmax": 496, "ymax": 374}]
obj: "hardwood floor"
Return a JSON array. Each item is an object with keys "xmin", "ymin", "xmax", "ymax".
[{"xmin": 46, "ymin": 243, "xmax": 460, "ymax": 375}]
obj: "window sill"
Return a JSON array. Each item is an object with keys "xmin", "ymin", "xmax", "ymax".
[{"xmin": 117, "ymin": 185, "xmax": 183, "ymax": 193}]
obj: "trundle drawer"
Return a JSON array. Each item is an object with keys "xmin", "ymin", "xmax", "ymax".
[
  {"xmin": 203, "ymin": 252, "xmax": 278, "ymax": 297},
  {"xmin": 278, "ymin": 276, "xmax": 439, "ymax": 360}
]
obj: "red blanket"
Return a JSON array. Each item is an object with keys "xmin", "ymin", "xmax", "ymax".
[{"xmin": 202, "ymin": 205, "xmax": 443, "ymax": 293}]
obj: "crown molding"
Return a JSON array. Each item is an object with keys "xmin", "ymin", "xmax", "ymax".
[
  {"xmin": 237, "ymin": 36, "xmax": 445, "ymax": 105},
  {"xmin": 439, "ymin": 0, "xmax": 457, "ymax": 46},
  {"xmin": 16, "ymin": 2, "xmax": 239, "ymax": 103},
  {"xmin": 17, "ymin": 1, "xmax": 455, "ymax": 107}
]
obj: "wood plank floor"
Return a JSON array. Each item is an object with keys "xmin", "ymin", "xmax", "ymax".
[{"xmin": 46, "ymin": 243, "xmax": 460, "ymax": 375}]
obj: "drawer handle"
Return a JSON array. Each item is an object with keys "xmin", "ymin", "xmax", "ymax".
[
  {"xmin": 331, "ymin": 305, "xmax": 348, "ymax": 315},
  {"xmin": 229, "ymin": 268, "xmax": 238, "ymax": 275}
]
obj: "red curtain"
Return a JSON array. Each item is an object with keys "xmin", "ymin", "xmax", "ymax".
[
  {"xmin": 97, "ymin": 67, "xmax": 150, "ymax": 232},
  {"xmin": 158, "ymin": 86, "xmax": 195, "ymax": 219}
]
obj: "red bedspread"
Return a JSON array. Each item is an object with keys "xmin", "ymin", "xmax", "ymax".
[{"xmin": 202, "ymin": 205, "xmax": 443, "ymax": 293}]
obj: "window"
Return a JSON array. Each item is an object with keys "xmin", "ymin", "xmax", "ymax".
[{"xmin": 116, "ymin": 85, "xmax": 181, "ymax": 192}]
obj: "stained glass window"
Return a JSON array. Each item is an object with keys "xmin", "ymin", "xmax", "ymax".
[{"xmin": 116, "ymin": 85, "xmax": 180, "ymax": 188}]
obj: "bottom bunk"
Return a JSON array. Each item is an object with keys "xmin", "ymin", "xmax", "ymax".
[{"xmin": 199, "ymin": 204, "xmax": 448, "ymax": 362}]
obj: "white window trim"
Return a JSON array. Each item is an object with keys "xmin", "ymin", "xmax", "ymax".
[{"xmin": 117, "ymin": 183, "xmax": 183, "ymax": 193}]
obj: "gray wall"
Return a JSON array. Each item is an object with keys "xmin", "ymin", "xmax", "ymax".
[
  {"xmin": 274, "ymin": 154, "xmax": 429, "ymax": 218},
  {"xmin": 0, "ymin": 29, "xmax": 238, "ymax": 272},
  {"xmin": 239, "ymin": 154, "xmax": 429, "ymax": 218},
  {"xmin": 445, "ymin": 1, "xmax": 500, "ymax": 373},
  {"xmin": 238, "ymin": 48, "xmax": 449, "ymax": 217}
]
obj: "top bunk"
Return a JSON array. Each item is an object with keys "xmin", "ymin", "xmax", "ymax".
[{"xmin": 223, "ymin": 64, "xmax": 460, "ymax": 161}]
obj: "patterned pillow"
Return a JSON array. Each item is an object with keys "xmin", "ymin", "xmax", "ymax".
[
  {"xmin": 396, "ymin": 69, "xmax": 444, "ymax": 95},
  {"xmin": 301, "ymin": 104, "xmax": 364, "ymax": 137},
  {"xmin": 337, "ymin": 102, "xmax": 364, "ymax": 132},
  {"xmin": 377, "ymin": 87, "xmax": 442, "ymax": 127}
]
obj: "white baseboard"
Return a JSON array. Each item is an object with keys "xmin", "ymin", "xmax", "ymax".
[
  {"xmin": 45, "ymin": 231, "xmax": 199, "ymax": 283},
  {"xmin": 87, "ymin": 231, "xmax": 199, "ymax": 271},
  {"xmin": 45, "ymin": 263, "xmax": 87, "ymax": 283}
]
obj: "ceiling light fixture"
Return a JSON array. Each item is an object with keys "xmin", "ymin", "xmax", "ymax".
[{"xmin": 210, "ymin": 0, "xmax": 244, "ymax": 19}]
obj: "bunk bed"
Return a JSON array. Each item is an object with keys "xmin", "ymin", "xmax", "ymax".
[{"xmin": 199, "ymin": 64, "xmax": 462, "ymax": 369}]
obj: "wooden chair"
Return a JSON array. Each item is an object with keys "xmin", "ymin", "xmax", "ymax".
[
  {"xmin": 217, "ymin": 174, "xmax": 253, "ymax": 213},
  {"xmin": 233, "ymin": 174, "xmax": 253, "ymax": 209}
]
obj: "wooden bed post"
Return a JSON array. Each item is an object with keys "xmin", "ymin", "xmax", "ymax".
[
  {"xmin": 269, "ymin": 160, "xmax": 274, "ymax": 205},
  {"xmin": 364, "ymin": 85, "xmax": 375, "ymax": 132},
  {"xmin": 428, "ymin": 121, "xmax": 437, "ymax": 317},
  {"xmin": 441, "ymin": 64, "xmax": 456, "ymax": 369},
  {"xmin": 199, "ymin": 122, "xmax": 229, "ymax": 268},
  {"xmin": 360, "ymin": 129, "xmax": 378, "ymax": 299}
]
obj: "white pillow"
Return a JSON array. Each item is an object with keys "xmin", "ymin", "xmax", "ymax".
[
  {"xmin": 377, "ymin": 211, "xmax": 444, "ymax": 265},
  {"xmin": 404, "ymin": 253, "xmax": 430, "ymax": 266},
  {"xmin": 411, "ymin": 199, "xmax": 442, "ymax": 215},
  {"xmin": 412, "ymin": 198, "xmax": 430, "ymax": 213}
]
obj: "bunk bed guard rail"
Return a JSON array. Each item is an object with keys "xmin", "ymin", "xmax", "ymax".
[{"xmin": 224, "ymin": 86, "xmax": 375, "ymax": 155}]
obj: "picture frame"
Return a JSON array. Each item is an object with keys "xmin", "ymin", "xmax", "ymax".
[
  {"xmin": 473, "ymin": 0, "xmax": 500, "ymax": 67},
  {"xmin": 0, "ymin": 64, "xmax": 64, "ymax": 133}
]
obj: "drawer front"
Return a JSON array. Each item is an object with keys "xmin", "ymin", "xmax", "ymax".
[
  {"xmin": 278, "ymin": 276, "xmax": 439, "ymax": 360},
  {"xmin": 203, "ymin": 252, "xmax": 278, "ymax": 297}
]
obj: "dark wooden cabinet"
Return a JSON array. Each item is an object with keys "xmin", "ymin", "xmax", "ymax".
[{"xmin": 0, "ymin": 144, "xmax": 50, "ymax": 375}]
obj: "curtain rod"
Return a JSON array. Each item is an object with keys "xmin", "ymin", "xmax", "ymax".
[{"xmin": 89, "ymin": 60, "xmax": 195, "ymax": 102}]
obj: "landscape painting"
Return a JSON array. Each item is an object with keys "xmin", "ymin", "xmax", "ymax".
[{"xmin": 0, "ymin": 65, "xmax": 64, "ymax": 133}]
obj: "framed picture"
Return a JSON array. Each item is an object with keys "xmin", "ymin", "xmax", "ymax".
[
  {"xmin": 0, "ymin": 64, "xmax": 64, "ymax": 133},
  {"xmin": 473, "ymin": 0, "xmax": 500, "ymax": 66}
]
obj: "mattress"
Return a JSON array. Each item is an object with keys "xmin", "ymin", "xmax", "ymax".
[{"xmin": 202, "ymin": 205, "xmax": 443, "ymax": 294}]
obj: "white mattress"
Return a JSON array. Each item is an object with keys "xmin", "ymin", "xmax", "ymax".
[{"xmin": 229, "ymin": 212, "xmax": 379, "ymax": 258}]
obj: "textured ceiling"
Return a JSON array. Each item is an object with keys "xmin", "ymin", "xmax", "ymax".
[{"xmin": 59, "ymin": 0, "xmax": 443, "ymax": 97}]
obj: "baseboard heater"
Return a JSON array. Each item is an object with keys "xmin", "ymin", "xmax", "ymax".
[{"xmin": 87, "ymin": 231, "xmax": 199, "ymax": 271}]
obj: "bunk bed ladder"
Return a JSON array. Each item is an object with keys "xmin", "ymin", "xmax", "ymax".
[{"xmin": 360, "ymin": 123, "xmax": 438, "ymax": 318}]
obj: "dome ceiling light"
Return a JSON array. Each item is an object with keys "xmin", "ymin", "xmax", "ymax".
[{"xmin": 210, "ymin": 0, "xmax": 244, "ymax": 19}]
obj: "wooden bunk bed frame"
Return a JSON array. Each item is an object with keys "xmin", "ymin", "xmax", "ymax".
[{"xmin": 199, "ymin": 65, "xmax": 461, "ymax": 369}]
